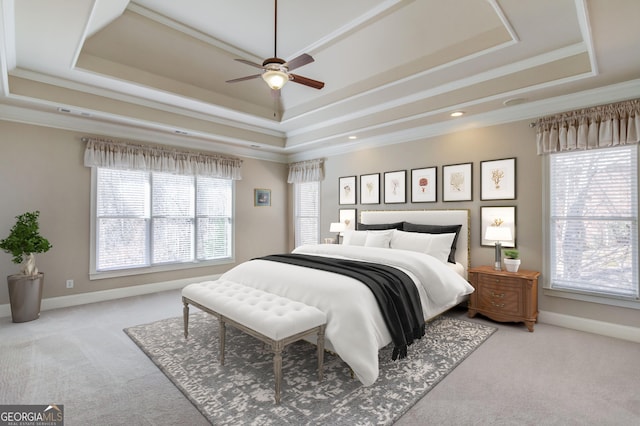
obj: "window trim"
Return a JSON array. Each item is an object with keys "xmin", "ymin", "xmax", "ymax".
[
  {"xmin": 89, "ymin": 168, "xmax": 235, "ymax": 280},
  {"xmin": 542, "ymin": 146, "xmax": 640, "ymax": 309}
]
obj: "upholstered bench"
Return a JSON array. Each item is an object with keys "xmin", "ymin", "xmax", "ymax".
[{"xmin": 181, "ymin": 280, "xmax": 327, "ymax": 404}]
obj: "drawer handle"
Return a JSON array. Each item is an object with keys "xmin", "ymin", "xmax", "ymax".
[
  {"xmin": 490, "ymin": 301, "xmax": 505, "ymax": 308},
  {"xmin": 491, "ymin": 291, "xmax": 505, "ymax": 298}
]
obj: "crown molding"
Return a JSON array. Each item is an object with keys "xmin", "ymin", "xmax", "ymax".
[
  {"xmin": 2, "ymin": 77, "xmax": 638, "ymax": 164},
  {"xmin": 0, "ymin": 102, "xmax": 288, "ymax": 163},
  {"xmin": 288, "ymin": 78, "xmax": 640, "ymax": 162}
]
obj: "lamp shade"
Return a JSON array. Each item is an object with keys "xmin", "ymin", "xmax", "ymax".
[
  {"xmin": 262, "ymin": 70, "xmax": 289, "ymax": 90},
  {"xmin": 484, "ymin": 226, "xmax": 512, "ymax": 243},
  {"xmin": 329, "ymin": 222, "xmax": 346, "ymax": 233}
]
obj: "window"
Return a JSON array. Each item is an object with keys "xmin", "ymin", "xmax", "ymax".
[
  {"xmin": 92, "ymin": 168, "xmax": 233, "ymax": 277},
  {"xmin": 548, "ymin": 145, "xmax": 638, "ymax": 303},
  {"xmin": 294, "ymin": 181, "xmax": 320, "ymax": 247}
]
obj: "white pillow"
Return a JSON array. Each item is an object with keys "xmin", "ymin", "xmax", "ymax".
[
  {"xmin": 390, "ymin": 230, "xmax": 455, "ymax": 264},
  {"xmin": 342, "ymin": 230, "xmax": 367, "ymax": 246},
  {"xmin": 390, "ymin": 230, "xmax": 432, "ymax": 252},
  {"xmin": 364, "ymin": 230, "xmax": 394, "ymax": 248},
  {"xmin": 424, "ymin": 233, "xmax": 456, "ymax": 264}
]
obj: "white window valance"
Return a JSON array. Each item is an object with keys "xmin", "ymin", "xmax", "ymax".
[
  {"xmin": 535, "ymin": 99, "xmax": 640, "ymax": 154},
  {"xmin": 287, "ymin": 159, "xmax": 324, "ymax": 183},
  {"xmin": 83, "ymin": 137, "xmax": 243, "ymax": 180}
]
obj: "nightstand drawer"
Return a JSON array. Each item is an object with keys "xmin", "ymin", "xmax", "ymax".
[
  {"xmin": 477, "ymin": 274, "xmax": 521, "ymax": 288},
  {"xmin": 477, "ymin": 281, "xmax": 523, "ymax": 316}
]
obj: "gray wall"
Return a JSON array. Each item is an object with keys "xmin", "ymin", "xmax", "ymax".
[
  {"xmin": 2, "ymin": 118, "xmax": 638, "ymax": 329},
  {"xmin": 320, "ymin": 120, "xmax": 640, "ymax": 328},
  {"xmin": 0, "ymin": 120, "xmax": 288, "ymax": 305}
]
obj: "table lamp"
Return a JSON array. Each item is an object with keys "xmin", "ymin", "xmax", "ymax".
[
  {"xmin": 484, "ymin": 225, "xmax": 513, "ymax": 270},
  {"xmin": 329, "ymin": 222, "xmax": 346, "ymax": 244}
]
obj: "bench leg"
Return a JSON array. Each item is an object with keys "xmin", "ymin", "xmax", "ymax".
[
  {"xmin": 272, "ymin": 342, "xmax": 284, "ymax": 404},
  {"xmin": 183, "ymin": 301, "xmax": 189, "ymax": 339},
  {"xmin": 219, "ymin": 318, "xmax": 226, "ymax": 366},
  {"xmin": 317, "ymin": 325, "xmax": 326, "ymax": 381}
]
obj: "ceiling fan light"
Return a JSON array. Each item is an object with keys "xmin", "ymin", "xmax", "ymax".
[{"xmin": 262, "ymin": 70, "xmax": 289, "ymax": 90}]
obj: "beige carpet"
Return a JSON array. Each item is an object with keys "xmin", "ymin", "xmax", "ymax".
[{"xmin": 1, "ymin": 289, "xmax": 639, "ymax": 425}]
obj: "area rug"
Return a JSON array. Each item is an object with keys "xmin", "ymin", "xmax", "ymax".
[{"xmin": 124, "ymin": 312, "xmax": 496, "ymax": 425}]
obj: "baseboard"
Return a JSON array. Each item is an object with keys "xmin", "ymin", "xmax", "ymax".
[
  {"xmin": 0, "ymin": 274, "xmax": 222, "ymax": 319},
  {"xmin": 539, "ymin": 310, "xmax": 640, "ymax": 343}
]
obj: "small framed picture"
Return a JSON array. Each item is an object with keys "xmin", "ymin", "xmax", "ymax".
[
  {"xmin": 338, "ymin": 176, "xmax": 357, "ymax": 205},
  {"xmin": 443, "ymin": 162, "xmax": 473, "ymax": 202},
  {"xmin": 339, "ymin": 208, "xmax": 357, "ymax": 232},
  {"xmin": 480, "ymin": 206, "xmax": 516, "ymax": 247},
  {"xmin": 360, "ymin": 173, "xmax": 380, "ymax": 204},
  {"xmin": 411, "ymin": 167, "xmax": 437, "ymax": 203},
  {"xmin": 254, "ymin": 188, "xmax": 271, "ymax": 206},
  {"xmin": 481, "ymin": 158, "xmax": 516, "ymax": 200},
  {"xmin": 384, "ymin": 170, "xmax": 406, "ymax": 204}
]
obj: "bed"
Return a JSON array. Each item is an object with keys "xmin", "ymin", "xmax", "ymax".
[{"xmin": 219, "ymin": 209, "xmax": 473, "ymax": 386}]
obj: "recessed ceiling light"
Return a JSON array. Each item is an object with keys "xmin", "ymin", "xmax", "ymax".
[
  {"xmin": 348, "ymin": 135, "xmax": 358, "ymax": 140},
  {"xmin": 450, "ymin": 111, "xmax": 464, "ymax": 117}
]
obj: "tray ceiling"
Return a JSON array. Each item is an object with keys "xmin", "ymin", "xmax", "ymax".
[{"xmin": 1, "ymin": 0, "xmax": 639, "ymax": 161}]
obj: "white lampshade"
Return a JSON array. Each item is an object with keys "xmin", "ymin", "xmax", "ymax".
[
  {"xmin": 329, "ymin": 222, "xmax": 346, "ymax": 233},
  {"xmin": 262, "ymin": 70, "xmax": 289, "ymax": 90},
  {"xmin": 484, "ymin": 226, "xmax": 512, "ymax": 243}
]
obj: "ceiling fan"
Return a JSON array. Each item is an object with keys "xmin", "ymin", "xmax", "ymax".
[{"xmin": 225, "ymin": 0, "xmax": 325, "ymax": 93}]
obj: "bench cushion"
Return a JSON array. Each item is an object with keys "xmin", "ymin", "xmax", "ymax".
[{"xmin": 182, "ymin": 280, "xmax": 326, "ymax": 340}]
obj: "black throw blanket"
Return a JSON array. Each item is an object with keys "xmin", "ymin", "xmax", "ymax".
[{"xmin": 256, "ymin": 253, "xmax": 425, "ymax": 360}]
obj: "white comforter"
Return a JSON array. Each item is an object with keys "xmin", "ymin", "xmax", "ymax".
[{"xmin": 220, "ymin": 244, "xmax": 474, "ymax": 386}]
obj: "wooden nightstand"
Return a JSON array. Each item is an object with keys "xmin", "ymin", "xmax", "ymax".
[{"xmin": 467, "ymin": 265, "xmax": 540, "ymax": 332}]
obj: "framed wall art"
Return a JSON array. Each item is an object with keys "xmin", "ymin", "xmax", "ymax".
[
  {"xmin": 384, "ymin": 170, "xmax": 406, "ymax": 204},
  {"xmin": 481, "ymin": 157, "xmax": 516, "ymax": 200},
  {"xmin": 411, "ymin": 166, "xmax": 437, "ymax": 203},
  {"xmin": 480, "ymin": 206, "xmax": 516, "ymax": 247},
  {"xmin": 442, "ymin": 162, "xmax": 473, "ymax": 202},
  {"xmin": 360, "ymin": 173, "xmax": 380, "ymax": 204},
  {"xmin": 338, "ymin": 175, "xmax": 357, "ymax": 205},
  {"xmin": 339, "ymin": 208, "xmax": 357, "ymax": 232},
  {"xmin": 254, "ymin": 188, "xmax": 271, "ymax": 207}
]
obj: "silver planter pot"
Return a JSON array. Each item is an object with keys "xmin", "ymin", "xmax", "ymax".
[{"xmin": 7, "ymin": 273, "xmax": 44, "ymax": 323}]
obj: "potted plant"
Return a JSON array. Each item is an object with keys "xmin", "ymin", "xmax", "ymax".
[
  {"xmin": 0, "ymin": 211, "xmax": 52, "ymax": 322},
  {"xmin": 503, "ymin": 248, "xmax": 520, "ymax": 273}
]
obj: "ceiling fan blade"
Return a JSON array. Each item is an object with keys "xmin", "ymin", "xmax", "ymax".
[
  {"xmin": 290, "ymin": 74, "xmax": 325, "ymax": 90},
  {"xmin": 285, "ymin": 53, "xmax": 314, "ymax": 71},
  {"xmin": 226, "ymin": 74, "xmax": 261, "ymax": 83},
  {"xmin": 234, "ymin": 58, "xmax": 264, "ymax": 69}
]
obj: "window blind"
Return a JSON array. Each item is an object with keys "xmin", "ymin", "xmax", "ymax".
[
  {"xmin": 96, "ymin": 168, "xmax": 149, "ymax": 270},
  {"xmin": 94, "ymin": 168, "xmax": 233, "ymax": 273},
  {"xmin": 295, "ymin": 181, "xmax": 320, "ymax": 247},
  {"xmin": 196, "ymin": 177, "xmax": 232, "ymax": 259},
  {"xmin": 549, "ymin": 145, "xmax": 638, "ymax": 299},
  {"xmin": 152, "ymin": 173, "xmax": 195, "ymax": 264}
]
